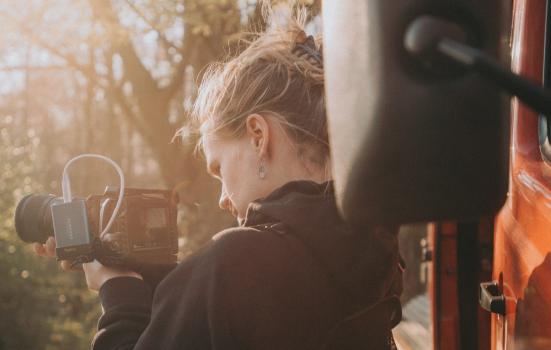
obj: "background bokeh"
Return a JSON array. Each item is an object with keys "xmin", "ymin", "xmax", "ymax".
[{"xmin": 0, "ymin": 1, "xmax": 320, "ymax": 349}]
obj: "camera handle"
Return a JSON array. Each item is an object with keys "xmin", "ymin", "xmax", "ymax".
[{"xmin": 61, "ymin": 154, "xmax": 125, "ymax": 239}]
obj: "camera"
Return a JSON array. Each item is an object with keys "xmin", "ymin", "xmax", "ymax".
[{"xmin": 14, "ymin": 187, "xmax": 179, "ymax": 270}]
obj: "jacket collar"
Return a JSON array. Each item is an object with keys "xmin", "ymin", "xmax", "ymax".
[{"xmin": 242, "ymin": 180, "xmax": 335, "ymax": 228}]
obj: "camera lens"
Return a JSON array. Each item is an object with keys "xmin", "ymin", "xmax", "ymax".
[{"xmin": 14, "ymin": 194, "xmax": 59, "ymax": 244}]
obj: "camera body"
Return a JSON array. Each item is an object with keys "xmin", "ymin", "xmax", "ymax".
[{"xmin": 15, "ymin": 187, "xmax": 179, "ymax": 269}]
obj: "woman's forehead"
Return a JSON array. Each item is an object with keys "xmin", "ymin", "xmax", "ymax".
[
  {"xmin": 201, "ymin": 134, "xmax": 217, "ymax": 159},
  {"xmin": 200, "ymin": 119, "xmax": 224, "ymax": 147},
  {"xmin": 202, "ymin": 133, "xmax": 227, "ymax": 160}
]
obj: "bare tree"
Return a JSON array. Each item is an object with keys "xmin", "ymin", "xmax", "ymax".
[{"xmin": 0, "ymin": 0, "xmax": 321, "ymax": 247}]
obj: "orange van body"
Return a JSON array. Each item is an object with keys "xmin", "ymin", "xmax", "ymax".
[
  {"xmin": 427, "ymin": 1, "xmax": 551, "ymax": 349},
  {"xmin": 492, "ymin": 0, "xmax": 551, "ymax": 349}
]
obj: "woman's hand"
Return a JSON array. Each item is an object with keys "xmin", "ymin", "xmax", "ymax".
[
  {"xmin": 33, "ymin": 237, "xmax": 75, "ymax": 271},
  {"xmin": 82, "ymin": 260, "xmax": 143, "ymax": 292},
  {"xmin": 33, "ymin": 236, "xmax": 143, "ymax": 291}
]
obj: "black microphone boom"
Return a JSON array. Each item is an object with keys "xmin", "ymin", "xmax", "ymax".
[{"xmin": 405, "ymin": 15, "xmax": 551, "ymax": 117}]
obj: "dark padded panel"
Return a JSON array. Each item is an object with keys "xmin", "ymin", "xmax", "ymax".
[{"xmin": 323, "ymin": 0, "xmax": 511, "ymax": 226}]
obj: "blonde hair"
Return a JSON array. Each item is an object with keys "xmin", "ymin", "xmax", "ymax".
[{"xmin": 181, "ymin": 2, "xmax": 327, "ymax": 166}]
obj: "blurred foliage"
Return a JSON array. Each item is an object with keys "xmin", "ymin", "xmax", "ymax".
[
  {"xmin": 0, "ymin": 107, "xmax": 101, "ymax": 350},
  {"xmin": 0, "ymin": 0, "xmax": 320, "ymax": 348}
]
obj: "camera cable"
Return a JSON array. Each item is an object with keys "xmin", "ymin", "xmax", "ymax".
[{"xmin": 61, "ymin": 154, "xmax": 125, "ymax": 239}]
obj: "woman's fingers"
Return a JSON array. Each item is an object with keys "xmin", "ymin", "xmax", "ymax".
[
  {"xmin": 33, "ymin": 237, "xmax": 80, "ymax": 272},
  {"xmin": 33, "ymin": 238, "xmax": 56, "ymax": 257},
  {"xmin": 45, "ymin": 237, "xmax": 56, "ymax": 256},
  {"xmin": 33, "ymin": 242, "xmax": 46, "ymax": 256},
  {"xmin": 61, "ymin": 260, "xmax": 74, "ymax": 271}
]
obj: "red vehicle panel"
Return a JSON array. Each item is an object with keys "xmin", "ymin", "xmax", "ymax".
[{"xmin": 493, "ymin": 0, "xmax": 551, "ymax": 348}]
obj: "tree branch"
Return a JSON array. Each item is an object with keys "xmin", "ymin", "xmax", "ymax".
[
  {"xmin": 122, "ymin": 0, "xmax": 184, "ymax": 55},
  {"xmin": 0, "ymin": 11, "xmax": 106, "ymax": 88},
  {"xmin": 88, "ymin": 0, "xmax": 159, "ymax": 96},
  {"xmin": 0, "ymin": 65, "xmax": 68, "ymax": 72}
]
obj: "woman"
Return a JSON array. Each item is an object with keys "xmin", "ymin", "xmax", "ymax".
[{"xmin": 35, "ymin": 4, "xmax": 402, "ymax": 349}]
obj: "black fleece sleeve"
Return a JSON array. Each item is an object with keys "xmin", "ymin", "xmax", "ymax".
[
  {"xmin": 90, "ymin": 235, "xmax": 241, "ymax": 350},
  {"xmin": 92, "ymin": 277, "xmax": 153, "ymax": 350}
]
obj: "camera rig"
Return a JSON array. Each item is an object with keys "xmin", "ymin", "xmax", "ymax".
[{"xmin": 16, "ymin": 187, "xmax": 179, "ymax": 270}]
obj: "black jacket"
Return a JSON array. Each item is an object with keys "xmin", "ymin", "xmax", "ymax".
[{"xmin": 92, "ymin": 181, "xmax": 402, "ymax": 350}]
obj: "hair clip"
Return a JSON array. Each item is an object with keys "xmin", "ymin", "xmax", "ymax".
[{"xmin": 292, "ymin": 33, "xmax": 323, "ymax": 66}]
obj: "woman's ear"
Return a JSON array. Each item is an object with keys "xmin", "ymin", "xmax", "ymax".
[{"xmin": 245, "ymin": 114, "xmax": 270, "ymax": 157}]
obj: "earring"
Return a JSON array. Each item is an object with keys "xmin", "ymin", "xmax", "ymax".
[{"xmin": 258, "ymin": 158, "xmax": 267, "ymax": 179}]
